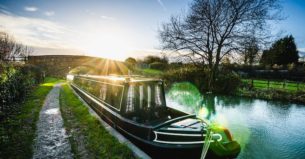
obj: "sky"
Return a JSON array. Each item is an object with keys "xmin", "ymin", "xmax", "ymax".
[{"xmin": 0, "ymin": 0, "xmax": 304, "ymax": 61}]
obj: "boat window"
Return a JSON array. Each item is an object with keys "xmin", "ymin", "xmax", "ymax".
[
  {"xmin": 139, "ymin": 85, "xmax": 143, "ymax": 109},
  {"xmin": 124, "ymin": 83, "xmax": 165, "ymax": 113},
  {"xmin": 155, "ymin": 85, "xmax": 162, "ymax": 107},
  {"xmin": 147, "ymin": 85, "xmax": 151, "ymax": 108},
  {"xmin": 104, "ymin": 84, "xmax": 123, "ymax": 110},
  {"xmin": 73, "ymin": 77, "xmax": 124, "ymax": 110},
  {"xmin": 126, "ymin": 85, "xmax": 135, "ymax": 113},
  {"xmin": 89, "ymin": 81, "xmax": 100, "ymax": 97},
  {"xmin": 99, "ymin": 84, "xmax": 107, "ymax": 101}
]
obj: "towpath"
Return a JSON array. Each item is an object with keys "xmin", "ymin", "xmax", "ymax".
[{"xmin": 32, "ymin": 84, "xmax": 73, "ymax": 159}]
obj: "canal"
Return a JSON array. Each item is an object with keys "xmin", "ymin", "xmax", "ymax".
[{"xmin": 166, "ymin": 82, "xmax": 305, "ymax": 159}]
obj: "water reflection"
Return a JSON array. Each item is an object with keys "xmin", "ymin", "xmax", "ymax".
[{"xmin": 166, "ymin": 82, "xmax": 305, "ymax": 159}]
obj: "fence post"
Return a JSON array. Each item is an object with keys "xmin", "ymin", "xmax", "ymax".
[{"xmin": 267, "ymin": 80, "xmax": 270, "ymax": 89}]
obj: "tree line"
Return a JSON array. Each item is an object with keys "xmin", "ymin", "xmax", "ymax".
[
  {"xmin": 0, "ymin": 31, "xmax": 43, "ymax": 120},
  {"xmin": 0, "ymin": 31, "xmax": 32, "ymax": 62},
  {"xmin": 158, "ymin": 0, "xmax": 283, "ymax": 91},
  {"xmin": 125, "ymin": 0, "xmax": 303, "ymax": 92}
]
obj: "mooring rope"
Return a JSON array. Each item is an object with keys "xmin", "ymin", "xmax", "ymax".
[{"xmin": 200, "ymin": 127, "xmax": 212, "ymax": 159}]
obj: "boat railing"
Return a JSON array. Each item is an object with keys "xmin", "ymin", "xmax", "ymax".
[{"xmin": 200, "ymin": 127, "xmax": 212, "ymax": 159}]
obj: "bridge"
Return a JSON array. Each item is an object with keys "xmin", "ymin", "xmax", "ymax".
[{"xmin": 27, "ymin": 55, "xmax": 128, "ymax": 78}]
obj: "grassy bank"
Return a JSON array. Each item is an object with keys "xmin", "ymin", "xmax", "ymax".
[
  {"xmin": 242, "ymin": 79, "xmax": 305, "ymax": 92},
  {"xmin": 237, "ymin": 88, "xmax": 305, "ymax": 104},
  {"xmin": 0, "ymin": 77, "xmax": 61, "ymax": 158},
  {"xmin": 134, "ymin": 68, "xmax": 163, "ymax": 77},
  {"xmin": 238, "ymin": 79, "xmax": 305, "ymax": 104},
  {"xmin": 59, "ymin": 83, "xmax": 135, "ymax": 159}
]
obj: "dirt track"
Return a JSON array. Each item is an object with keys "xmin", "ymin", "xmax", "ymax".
[{"xmin": 32, "ymin": 84, "xmax": 72, "ymax": 159}]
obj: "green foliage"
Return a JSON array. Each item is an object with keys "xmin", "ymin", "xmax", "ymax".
[
  {"xmin": 260, "ymin": 35, "xmax": 299, "ymax": 65},
  {"xmin": 125, "ymin": 57, "xmax": 137, "ymax": 71},
  {"xmin": 0, "ymin": 64, "xmax": 43, "ymax": 107},
  {"xmin": 59, "ymin": 84, "xmax": 135, "ymax": 159},
  {"xmin": 239, "ymin": 78, "xmax": 305, "ymax": 104},
  {"xmin": 163, "ymin": 66, "xmax": 241, "ymax": 94},
  {"xmin": 125, "ymin": 57, "xmax": 137, "ymax": 66},
  {"xmin": 242, "ymin": 79, "xmax": 305, "ymax": 92},
  {"xmin": 238, "ymin": 88, "xmax": 305, "ymax": 104},
  {"xmin": 149, "ymin": 62, "xmax": 167, "ymax": 70},
  {"xmin": 133, "ymin": 68, "xmax": 163, "ymax": 77},
  {"xmin": 143, "ymin": 55, "xmax": 168, "ymax": 64},
  {"xmin": 162, "ymin": 66, "xmax": 209, "ymax": 91},
  {"xmin": 0, "ymin": 77, "xmax": 60, "ymax": 158},
  {"xmin": 214, "ymin": 71, "xmax": 241, "ymax": 93}
]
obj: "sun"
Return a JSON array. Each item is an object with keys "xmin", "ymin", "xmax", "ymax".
[{"xmin": 73, "ymin": 22, "xmax": 135, "ymax": 61}]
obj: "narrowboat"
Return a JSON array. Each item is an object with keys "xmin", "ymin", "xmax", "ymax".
[{"xmin": 69, "ymin": 75, "xmax": 241, "ymax": 159}]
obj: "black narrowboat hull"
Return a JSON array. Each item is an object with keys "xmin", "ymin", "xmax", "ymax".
[{"xmin": 71, "ymin": 82, "xmax": 240, "ymax": 159}]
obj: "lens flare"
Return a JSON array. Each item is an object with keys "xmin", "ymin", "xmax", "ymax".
[
  {"xmin": 66, "ymin": 74, "xmax": 74, "ymax": 81},
  {"xmin": 213, "ymin": 114, "xmax": 228, "ymax": 127},
  {"xmin": 198, "ymin": 107, "xmax": 209, "ymax": 120}
]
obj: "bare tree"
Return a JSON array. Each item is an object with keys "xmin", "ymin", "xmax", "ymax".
[
  {"xmin": 0, "ymin": 32, "xmax": 14, "ymax": 61},
  {"xmin": 159, "ymin": 0, "xmax": 282, "ymax": 90},
  {"xmin": 0, "ymin": 32, "xmax": 32, "ymax": 62},
  {"xmin": 241, "ymin": 36, "xmax": 260, "ymax": 66}
]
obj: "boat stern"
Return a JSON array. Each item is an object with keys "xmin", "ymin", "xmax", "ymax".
[
  {"xmin": 152, "ymin": 117, "xmax": 241, "ymax": 158},
  {"xmin": 209, "ymin": 124, "xmax": 241, "ymax": 158}
]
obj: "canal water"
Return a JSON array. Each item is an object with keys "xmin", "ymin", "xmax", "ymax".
[{"xmin": 166, "ymin": 82, "xmax": 305, "ymax": 159}]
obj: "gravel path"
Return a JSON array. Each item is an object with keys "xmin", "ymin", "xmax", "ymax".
[{"xmin": 33, "ymin": 84, "xmax": 73, "ymax": 159}]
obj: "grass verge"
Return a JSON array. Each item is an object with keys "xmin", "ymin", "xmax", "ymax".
[
  {"xmin": 133, "ymin": 68, "xmax": 163, "ymax": 77},
  {"xmin": 0, "ymin": 77, "xmax": 62, "ymax": 158},
  {"xmin": 242, "ymin": 79, "xmax": 305, "ymax": 92},
  {"xmin": 59, "ymin": 83, "xmax": 135, "ymax": 159},
  {"xmin": 238, "ymin": 79, "xmax": 305, "ymax": 104}
]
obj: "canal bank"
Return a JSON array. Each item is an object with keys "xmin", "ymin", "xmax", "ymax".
[
  {"xmin": 0, "ymin": 77, "xmax": 61, "ymax": 158},
  {"xmin": 66, "ymin": 83, "xmax": 151, "ymax": 159},
  {"xmin": 59, "ymin": 83, "xmax": 143, "ymax": 159},
  {"xmin": 236, "ymin": 88, "xmax": 305, "ymax": 104}
]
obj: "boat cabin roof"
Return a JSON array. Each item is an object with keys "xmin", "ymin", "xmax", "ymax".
[{"xmin": 77, "ymin": 74, "xmax": 162, "ymax": 83}]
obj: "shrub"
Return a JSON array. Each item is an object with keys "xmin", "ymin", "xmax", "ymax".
[
  {"xmin": 149, "ymin": 62, "xmax": 167, "ymax": 70},
  {"xmin": 214, "ymin": 70, "xmax": 241, "ymax": 93},
  {"xmin": 162, "ymin": 65, "xmax": 241, "ymax": 94},
  {"xmin": 0, "ymin": 63, "xmax": 43, "ymax": 115},
  {"xmin": 162, "ymin": 66, "xmax": 209, "ymax": 91}
]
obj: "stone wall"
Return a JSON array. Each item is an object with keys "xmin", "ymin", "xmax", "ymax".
[{"xmin": 27, "ymin": 55, "xmax": 128, "ymax": 78}]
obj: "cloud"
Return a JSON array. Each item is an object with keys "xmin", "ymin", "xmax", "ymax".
[
  {"xmin": 100, "ymin": 15, "xmax": 115, "ymax": 21},
  {"xmin": 0, "ymin": 13, "xmax": 75, "ymax": 49},
  {"xmin": 298, "ymin": 48, "xmax": 305, "ymax": 52},
  {"xmin": 24, "ymin": 6, "xmax": 38, "ymax": 12},
  {"xmin": 0, "ymin": 4, "xmax": 12, "ymax": 15},
  {"xmin": 0, "ymin": 4, "xmax": 8, "ymax": 10},
  {"xmin": 157, "ymin": 0, "xmax": 167, "ymax": 11},
  {"xmin": 45, "ymin": 11, "xmax": 55, "ymax": 16},
  {"xmin": 0, "ymin": 9, "xmax": 12, "ymax": 15},
  {"xmin": 0, "ymin": 12, "xmax": 152, "ymax": 59}
]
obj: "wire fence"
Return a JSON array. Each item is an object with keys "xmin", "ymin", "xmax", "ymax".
[{"xmin": 242, "ymin": 79, "xmax": 305, "ymax": 92}]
